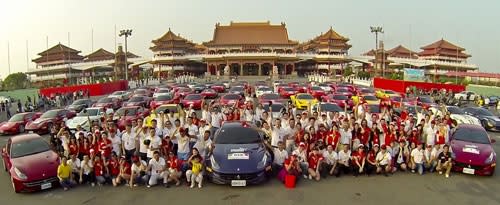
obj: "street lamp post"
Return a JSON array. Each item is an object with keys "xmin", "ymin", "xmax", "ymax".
[
  {"xmin": 370, "ymin": 26, "xmax": 383, "ymax": 77},
  {"xmin": 119, "ymin": 29, "xmax": 132, "ymax": 81}
]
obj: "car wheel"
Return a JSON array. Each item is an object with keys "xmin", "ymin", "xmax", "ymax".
[
  {"xmin": 47, "ymin": 122, "xmax": 53, "ymax": 131},
  {"xmin": 18, "ymin": 125, "xmax": 25, "ymax": 133},
  {"xmin": 481, "ymin": 120, "xmax": 489, "ymax": 129}
]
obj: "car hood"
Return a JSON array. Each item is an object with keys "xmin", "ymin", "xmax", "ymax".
[
  {"xmin": 67, "ymin": 116, "xmax": 96, "ymax": 126},
  {"xmin": 483, "ymin": 115, "xmax": 500, "ymax": 122},
  {"xmin": 451, "ymin": 140, "xmax": 494, "ymax": 165},
  {"xmin": 451, "ymin": 114, "xmax": 480, "ymax": 125},
  {"xmin": 11, "ymin": 150, "xmax": 59, "ymax": 180},
  {"xmin": 31, "ymin": 118, "xmax": 53, "ymax": 124},
  {"xmin": 212, "ymin": 143, "xmax": 266, "ymax": 173},
  {"xmin": 0, "ymin": 121, "xmax": 20, "ymax": 129}
]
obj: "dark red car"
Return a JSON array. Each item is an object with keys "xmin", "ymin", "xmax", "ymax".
[
  {"xmin": 181, "ymin": 94, "xmax": 204, "ymax": 110},
  {"xmin": 114, "ymin": 106, "xmax": 150, "ymax": 130},
  {"xmin": 0, "ymin": 112, "xmax": 42, "ymax": 135},
  {"xmin": 308, "ymin": 86, "xmax": 327, "ymax": 99},
  {"xmin": 133, "ymin": 88, "xmax": 153, "ymax": 97},
  {"xmin": 122, "ymin": 95, "xmax": 151, "ymax": 108},
  {"xmin": 451, "ymin": 124, "xmax": 496, "ymax": 176},
  {"xmin": 210, "ymin": 83, "xmax": 226, "ymax": 93},
  {"xmin": 2, "ymin": 134, "xmax": 60, "ymax": 193},
  {"xmin": 25, "ymin": 109, "xmax": 76, "ymax": 134},
  {"xmin": 334, "ymin": 87, "xmax": 353, "ymax": 98},
  {"xmin": 258, "ymin": 93, "xmax": 285, "ymax": 105},
  {"xmin": 294, "ymin": 83, "xmax": 308, "ymax": 93},
  {"xmin": 417, "ymin": 96, "xmax": 438, "ymax": 109},
  {"xmin": 390, "ymin": 96, "xmax": 417, "ymax": 108},
  {"xmin": 150, "ymin": 95, "xmax": 176, "ymax": 109},
  {"xmin": 93, "ymin": 97, "xmax": 122, "ymax": 110},
  {"xmin": 219, "ymin": 94, "xmax": 243, "ymax": 107},
  {"xmin": 175, "ymin": 87, "xmax": 193, "ymax": 99},
  {"xmin": 172, "ymin": 84, "xmax": 188, "ymax": 93},
  {"xmin": 322, "ymin": 94, "xmax": 354, "ymax": 109},
  {"xmin": 279, "ymin": 87, "xmax": 298, "ymax": 98},
  {"xmin": 200, "ymin": 88, "xmax": 218, "ymax": 99}
]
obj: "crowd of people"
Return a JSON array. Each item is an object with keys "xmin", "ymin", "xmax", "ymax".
[{"xmin": 54, "ymin": 81, "xmax": 464, "ymax": 191}]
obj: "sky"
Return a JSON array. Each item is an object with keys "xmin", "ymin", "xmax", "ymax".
[{"xmin": 1, "ymin": 0, "xmax": 499, "ymax": 80}]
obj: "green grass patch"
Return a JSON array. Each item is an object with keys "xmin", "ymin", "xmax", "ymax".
[
  {"xmin": 467, "ymin": 84, "xmax": 500, "ymax": 96},
  {"xmin": 0, "ymin": 88, "xmax": 39, "ymax": 104}
]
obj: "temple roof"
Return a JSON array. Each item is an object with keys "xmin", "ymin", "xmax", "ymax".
[
  {"xmin": 152, "ymin": 28, "xmax": 189, "ymax": 44},
  {"xmin": 204, "ymin": 21, "xmax": 297, "ymax": 46},
  {"xmin": 420, "ymin": 39, "xmax": 465, "ymax": 51},
  {"xmin": 386, "ymin": 45, "xmax": 418, "ymax": 59},
  {"xmin": 37, "ymin": 43, "xmax": 80, "ymax": 56},
  {"xmin": 419, "ymin": 39, "xmax": 470, "ymax": 58},
  {"xmin": 84, "ymin": 48, "xmax": 115, "ymax": 62}
]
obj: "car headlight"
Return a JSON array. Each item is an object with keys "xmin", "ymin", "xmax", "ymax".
[
  {"xmin": 210, "ymin": 155, "xmax": 220, "ymax": 170},
  {"xmin": 257, "ymin": 154, "xmax": 269, "ymax": 170},
  {"xmin": 485, "ymin": 152, "xmax": 496, "ymax": 164},
  {"xmin": 13, "ymin": 167, "xmax": 27, "ymax": 180},
  {"xmin": 486, "ymin": 119, "xmax": 495, "ymax": 127}
]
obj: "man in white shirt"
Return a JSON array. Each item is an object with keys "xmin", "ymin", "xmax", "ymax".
[
  {"xmin": 284, "ymin": 119, "xmax": 298, "ymax": 153},
  {"xmin": 270, "ymin": 118, "xmax": 288, "ymax": 147},
  {"xmin": 272, "ymin": 141, "xmax": 288, "ymax": 174},
  {"xmin": 335, "ymin": 144, "xmax": 351, "ymax": 177},
  {"xmin": 339, "ymin": 123, "xmax": 352, "ymax": 150},
  {"xmin": 424, "ymin": 144, "xmax": 438, "ymax": 173},
  {"xmin": 130, "ymin": 156, "xmax": 149, "ymax": 187},
  {"xmin": 67, "ymin": 154, "xmax": 81, "ymax": 182},
  {"xmin": 184, "ymin": 117, "xmax": 199, "ymax": 148},
  {"xmin": 122, "ymin": 124, "xmax": 138, "ymax": 159},
  {"xmin": 321, "ymin": 145, "xmax": 338, "ymax": 177},
  {"xmin": 193, "ymin": 130, "xmax": 213, "ymax": 159},
  {"xmin": 410, "ymin": 143, "xmax": 425, "ymax": 175},
  {"xmin": 376, "ymin": 145, "xmax": 392, "ymax": 176},
  {"xmin": 145, "ymin": 129, "xmax": 162, "ymax": 161},
  {"xmin": 108, "ymin": 131, "xmax": 122, "ymax": 157},
  {"xmin": 137, "ymin": 127, "xmax": 149, "ymax": 161},
  {"xmin": 425, "ymin": 121, "xmax": 438, "ymax": 146},
  {"xmin": 147, "ymin": 151, "xmax": 169, "ymax": 188},
  {"xmin": 173, "ymin": 128, "xmax": 197, "ymax": 161}
]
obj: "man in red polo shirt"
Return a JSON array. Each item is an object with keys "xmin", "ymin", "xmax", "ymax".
[
  {"xmin": 307, "ymin": 147, "xmax": 324, "ymax": 181},
  {"xmin": 113, "ymin": 156, "xmax": 131, "ymax": 186}
]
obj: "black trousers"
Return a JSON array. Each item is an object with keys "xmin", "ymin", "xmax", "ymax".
[
  {"xmin": 335, "ymin": 164, "xmax": 351, "ymax": 177},
  {"xmin": 365, "ymin": 163, "xmax": 377, "ymax": 175},
  {"xmin": 81, "ymin": 172, "xmax": 95, "ymax": 184},
  {"xmin": 320, "ymin": 163, "xmax": 334, "ymax": 178}
]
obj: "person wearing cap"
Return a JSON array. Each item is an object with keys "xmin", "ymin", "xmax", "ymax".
[
  {"xmin": 172, "ymin": 127, "xmax": 197, "ymax": 161},
  {"xmin": 93, "ymin": 155, "xmax": 107, "ymax": 186},
  {"xmin": 272, "ymin": 141, "xmax": 288, "ymax": 175},
  {"xmin": 166, "ymin": 151, "xmax": 182, "ymax": 186},
  {"xmin": 147, "ymin": 151, "xmax": 169, "ymax": 188},
  {"xmin": 113, "ymin": 156, "xmax": 131, "ymax": 187},
  {"xmin": 307, "ymin": 147, "xmax": 324, "ymax": 181},
  {"xmin": 424, "ymin": 144, "xmax": 438, "ymax": 173},
  {"xmin": 351, "ymin": 144, "xmax": 366, "ymax": 176},
  {"xmin": 292, "ymin": 142, "xmax": 309, "ymax": 179},
  {"xmin": 57, "ymin": 156, "xmax": 73, "ymax": 191},
  {"xmin": 335, "ymin": 143, "xmax": 352, "ymax": 177},
  {"xmin": 321, "ymin": 145, "xmax": 338, "ymax": 177},
  {"xmin": 410, "ymin": 143, "xmax": 425, "ymax": 175},
  {"xmin": 130, "ymin": 156, "xmax": 149, "ymax": 187},
  {"xmin": 278, "ymin": 154, "xmax": 302, "ymax": 183},
  {"xmin": 365, "ymin": 144, "xmax": 379, "ymax": 175},
  {"xmin": 375, "ymin": 144, "xmax": 392, "ymax": 176},
  {"xmin": 436, "ymin": 145, "xmax": 453, "ymax": 178}
]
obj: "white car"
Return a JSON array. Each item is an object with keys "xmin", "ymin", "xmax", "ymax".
[
  {"xmin": 255, "ymin": 86, "xmax": 273, "ymax": 98},
  {"xmin": 454, "ymin": 91, "xmax": 477, "ymax": 101},
  {"xmin": 65, "ymin": 107, "xmax": 105, "ymax": 131},
  {"xmin": 153, "ymin": 88, "xmax": 171, "ymax": 98},
  {"xmin": 109, "ymin": 91, "xmax": 131, "ymax": 101},
  {"xmin": 428, "ymin": 106, "xmax": 481, "ymax": 126},
  {"xmin": 317, "ymin": 83, "xmax": 332, "ymax": 93}
]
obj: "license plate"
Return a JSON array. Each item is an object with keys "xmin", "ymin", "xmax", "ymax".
[
  {"xmin": 231, "ymin": 180, "xmax": 246, "ymax": 187},
  {"xmin": 41, "ymin": 182, "xmax": 52, "ymax": 190},
  {"xmin": 463, "ymin": 168, "xmax": 475, "ymax": 175},
  {"xmin": 228, "ymin": 153, "xmax": 249, "ymax": 160}
]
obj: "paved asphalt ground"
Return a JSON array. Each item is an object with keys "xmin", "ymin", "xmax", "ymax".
[{"xmin": 1, "ymin": 79, "xmax": 500, "ymax": 205}]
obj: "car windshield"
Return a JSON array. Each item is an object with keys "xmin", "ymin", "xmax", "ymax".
[
  {"xmin": 40, "ymin": 110, "xmax": 58, "ymax": 118},
  {"xmin": 77, "ymin": 109, "xmax": 99, "ymax": 116},
  {"xmin": 311, "ymin": 86, "xmax": 321, "ymax": 90},
  {"xmin": 320, "ymin": 103, "xmax": 342, "ymax": 112},
  {"xmin": 263, "ymin": 104, "xmax": 284, "ymax": 112},
  {"xmin": 230, "ymin": 87, "xmax": 244, "ymax": 91},
  {"xmin": 297, "ymin": 94, "xmax": 313, "ymax": 100},
  {"xmin": 156, "ymin": 106, "xmax": 178, "ymax": 114},
  {"xmin": 453, "ymin": 127, "xmax": 491, "ymax": 144},
  {"xmin": 336, "ymin": 88, "xmax": 349, "ymax": 93},
  {"xmin": 257, "ymin": 87, "xmax": 271, "ymax": 91},
  {"xmin": 129, "ymin": 97, "xmax": 143, "ymax": 102},
  {"xmin": 156, "ymin": 95, "xmax": 172, "ymax": 101},
  {"xmin": 115, "ymin": 108, "xmax": 137, "ymax": 116},
  {"xmin": 112, "ymin": 91, "xmax": 124, "ymax": 95},
  {"xmin": 262, "ymin": 94, "xmax": 279, "ymax": 99},
  {"xmin": 72, "ymin": 100, "xmax": 88, "ymax": 105},
  {"xmin": 447, "ymin": 106, "xmax": 465, "ymax": 115},
  {"xmin": 223, "ymin": 94, "xmax": 240, "ymax": 100},
  {"xmin": 8, "ymin": 114, "xmax": 25, "ymax": 122},
  {"xmin": 419, "ymin": 97, "xmax": 433, "ymax": 103},
  {"xmin": 385, "ymin": 90, "xmax": 396, "ymax": 94},
  {"xmin": 185, "ymin": 95, "xmax": 202, "ymax": 100},
  {"xmin": 135, "ymin": 90, "xmax": 147, "ymax": 94},
  {"xmin": 361, "ymin": 89, "xmax": 374, "ymax": 93},
  {"xmin": 332, "ymin": 95, "xmax": 348, "ymax": 100},
  {"xmin": 215, "ymin": 127, "xmax": 262, "ymax": 144},
  {"xmin": 179, "ymin": 88, "xmax": 191, "ymax": 92},
  {"xmin": 476, "ymin": 108, "xmax": 494, "ymax": 116},
  {"xmin": 367, "ymin": 105, "xmax": 380, "ymax": 113},
  {"xmin": 283, "ymin": 87, "xmax": 295, "ymax": 91},
  {"xmin": 10, "ymin": 138, "xmax": 51, "ymax": 158},
  {"xmin": 157, "ymin": 89, "xmax": 169, "ymax": 93},
  {"xmin": 490, "ymin": 96, "xmax": 498, "ymax": 100},
  {"xmin": 98, "ymin": 98, "xmax": 112, "ymax": 103},
  {"xmin": 363, "ymin": 96, "xmax": 378, "ymax": 101},
  {"xmin": 202, "ymin": 89, "xmax": 215, "ymax": 93},
  {"xmin": 391, "ymin": 96, "xmax": 402, "ymax": 101}
]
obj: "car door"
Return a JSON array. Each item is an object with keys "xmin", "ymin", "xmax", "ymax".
[{"xmin": 2, "ymin": 139, "xmax": 12, "ymax": 171}]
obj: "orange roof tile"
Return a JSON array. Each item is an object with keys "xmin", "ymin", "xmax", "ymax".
[
  {"xmin": 84, "ymin": 48, "xmax": 115, "ymax": 62},
  {"xmin": 386, "ymin": 45, "xmax": 418, "ymax": 59},
  {"xmin": 420, "ymin": 39, "xmax": 465, "ymax": 51},
  {"xmin": 204, "ymin": 21, "xmax": 297, "ymax": 46},
  {"xmin": 37, "ymin": 43, "xmax": 80, "ymax": 56}
]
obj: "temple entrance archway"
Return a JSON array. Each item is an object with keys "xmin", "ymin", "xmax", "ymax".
[
  {"xmin": 243, "ymin": 63, "xmax": 258, "ymax": 75},
  {"xmin": 230, "ymin": 63, "xmax": 240, "ymax": 76},
  {"xmin": 261, "ymin": 63, "xmax": 272, "ymax": 76}
]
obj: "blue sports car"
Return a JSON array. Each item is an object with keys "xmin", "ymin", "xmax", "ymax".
[
  {"xmin": 463, "ymin": 107, "xmax": 500, "ymax": 131},
  {"xmin": 206, "ymin": 121, "xmax": 273, "ymax": 186}
]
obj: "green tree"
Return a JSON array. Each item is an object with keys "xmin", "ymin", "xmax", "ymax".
[
  {"xmin": 2, "ymin": 72, "xmax": 28, "ymax": 90},
  {"xmin": 343, "ymin": 65, "xmax": 354, "ymax": 77}
]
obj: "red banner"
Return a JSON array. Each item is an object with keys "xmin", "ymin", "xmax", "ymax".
[
  {"xmin": 39, "ymin": 80, "xmax": 128, "ymax": 97},
  {"xmin": 373, "ymin": 78, "xmax": 465, "ymax": 93}
]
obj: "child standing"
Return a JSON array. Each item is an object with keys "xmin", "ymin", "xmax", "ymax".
[{"xmin": 187, "ymin": 155, "xmax": 203, "ymax": 188}]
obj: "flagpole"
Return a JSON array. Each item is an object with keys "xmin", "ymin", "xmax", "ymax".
[
  {"xmin": 7, "ymin": 41, "xmax": 11, "ymax": 75},
  {"xmin": 26, "ymin": 40, "xmax": 29, "ymax": 71}
]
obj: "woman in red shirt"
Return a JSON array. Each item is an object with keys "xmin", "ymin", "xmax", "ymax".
[
  {"xmin": 93, "ymin": 155, "xmax": 106, "ymax": 186},
  {"xmin": 384, "ymin": 126, "xmax": 396, "ymax": 148},
  {"xmin": 351, "ymin": 145, "xmax": 367, "ymax": 176},
  {"xmin": 325, "ymin": 125, "xmax": 340, "ymax": 151},
  {"xmin": 113, "ymin": 156, "xmax": 131, "ymax": 186},
  {"xmin": 277, "ymin": 155, "xmax": 302, "ymax": 183},
  {"xmin": 79, "ymin": 137, "xmax": 91, "ymax": 160},
  {"xmin": 308, "ymin": 127, "xmax": 318, "ymax": 143},
  {"xmin": 68, "ymin": 137, "xmax": 79, "ymax": 158},
  {"xmin": 107, "ymin": 153, "xmax": 120, "ymax": 183},
  {"xmin": 307, "ymin": 148, "xmax": 324, "ymax": 181},
  {"xmin": 370, "ymin": 123, "xmax": 380, "ymax": 148},
  {"xmin": 365, "ymin": 145, "xmax": 379, "ymax": 175},
  {"xmin": 98, "ymin": 132, "xmax": 112, "ymax": 159},
  {"xmin": 161, "ymin": 136, "xmax": 173, "ymax": 157},
  {"xmin": 360, "ymin": 120, "xmax": 371, "ymax": 148},
  {"xmin": 190, "ymin": 112, "xmax": 200, "ymax": 127},
  {"xmin": 167, "ymin": 151, "xmax": 181, "ymax": 186}
]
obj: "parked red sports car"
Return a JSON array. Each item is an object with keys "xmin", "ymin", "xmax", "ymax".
[
  {"xmin": 0, "ymin": 112, "xmax": 42, "ymax": 135},
  {"xmin": 114, "ymin": 106, "xmax": 150, "ymax": 130},
  {"xmin": 258, "ymin": 93, "xmax": 285, "ymax": 105},
  {"xmin": 181, "ymin": 94, "xmax": 204, "ymax": 110},
  {"xmin": 93, "ymin": 97, "xmax": 122, "ymax": 110},
  {"xmin": 25, "ymin": 109, "xmax": 76, "ymax": 134},
  {"xmin": 2, "ymin": 134, "xmax": 60, "ymax": 193},
  {"xmin": 308, "ymin": 86, "xmax": 327, "ymax": 99},
  {"xmin": 321, "ymin": 94, "xmax": 354, "ymax": 109},
  {"xmin": 200, "ymin": 88, "xmax": 218, "ymax": 99},
  {"xmin": 150, "ymin": 95, "xmax": 175, "ymax": 109},
  {"xmin": 219, "ymin": 94, "xmax": 243, "ymax": 107},
  {"xmin": 210, "ymin": 83, "xmax": 226, "ymax": 93},
  {"xmin": 279, "ymin": 87, "xmax": 298, "ymax": 98}
]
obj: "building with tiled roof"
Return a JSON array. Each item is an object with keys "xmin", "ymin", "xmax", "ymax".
[{"xmin": 419, "ymin": 39, "xmax": 471, "ymax": 62}]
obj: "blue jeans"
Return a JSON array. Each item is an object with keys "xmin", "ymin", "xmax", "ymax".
[
  {"xmin": 425, "ymin": 161, "xmax": 437, "ymax": 173},
  {"xmin": 60, "ymin": 178, "xmax": 72, "ymax": 189},
  {"xmin": 415, "ymin": 163, "xmax": 424, "ymax": 175}
]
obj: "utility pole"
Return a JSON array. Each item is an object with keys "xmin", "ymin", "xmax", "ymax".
[
  {"xmin": 119, "ymin": 29, "xmax": 132, "ymax": 81},
  {"xmin": 370, "ymin": 26, "xmax": 383, "ymax": 77},
  {"xmin": 7, "ymin": 41, "xmax": 11, "ymax": 75}
]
